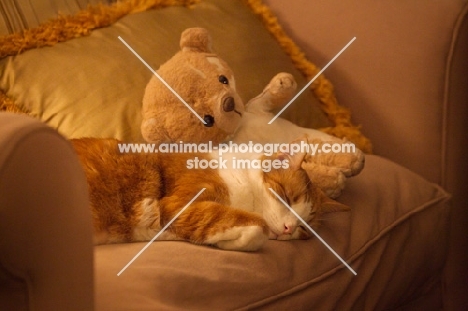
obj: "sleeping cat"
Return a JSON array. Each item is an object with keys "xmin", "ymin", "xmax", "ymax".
[{"xmin": 72, "ymin": 137, "xmax": 348, "ymax": 251}]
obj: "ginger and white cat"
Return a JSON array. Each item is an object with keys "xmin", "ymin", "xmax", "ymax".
[{"xmin": 72, "ymin": 138, "xmax": 348, "ymax": 251}]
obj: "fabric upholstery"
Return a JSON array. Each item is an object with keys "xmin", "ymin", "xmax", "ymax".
[
  {"xmin": 0, "ymin": 113, "xmax": 94, "ymax": 311},
  {"xmin": 263, "ymin": 1, "xmax": 468, "ymax": 308},
  {"xmin": 94, "ymin": 156, "xmax": 450, "ymax": 311},
  {"xmin": 0, "ymin": 0, "xmax": 463, "ymax": 310},
  {"xmin": 443, "ymin": 4, "xmax": 468, "ymax": 309},
  {"xmin": 0, "ymin": 0, "xmax": 331, "ymax": 142},
  {"xmin": 264, "ymin": 0, "xmax": 468, "ymax": 185}
]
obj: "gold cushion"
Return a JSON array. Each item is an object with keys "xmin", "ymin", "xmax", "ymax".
[{"xmin": 0, "ymin": 0, "xmax": 367, "ymax": 148}]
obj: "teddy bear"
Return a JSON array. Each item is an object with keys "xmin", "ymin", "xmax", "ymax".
[
  {"xmin": 141, "ymin": 27, "xmax": 364, "ymax": 198},
  {"xmin": 233, "ymin": 72, "xmax": 365, "ymax": 198},
  {"xmin": 141, "ymin": 28, "xmax": 244, "ymax": 145}
]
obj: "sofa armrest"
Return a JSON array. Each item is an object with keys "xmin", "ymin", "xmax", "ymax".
[{"xmin": 0, "ymin": 113, "xmax": 94, "ymax": 310}]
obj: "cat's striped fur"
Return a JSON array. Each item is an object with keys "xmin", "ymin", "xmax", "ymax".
[{"xmin": 72, "ymin": 138, "xmax": 348, "ymax": 251}]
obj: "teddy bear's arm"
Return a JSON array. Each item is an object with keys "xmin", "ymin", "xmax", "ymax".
[{"xmin": 245, "ymin": 72, "xmax": 297, "ymax": 114}]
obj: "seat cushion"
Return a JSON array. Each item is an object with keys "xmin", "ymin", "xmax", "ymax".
[{"xmin": 94, "ymin": 155, "xmax": 450, "ymax": 310}]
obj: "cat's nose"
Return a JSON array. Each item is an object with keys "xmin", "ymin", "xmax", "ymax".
[{"xmin": 283, "ymin": 224, "xmax": 296, "ymax": 235}]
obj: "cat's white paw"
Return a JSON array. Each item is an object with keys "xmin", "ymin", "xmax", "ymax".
[{"xmin": 209, "ymin": 226, "xmax": 268, "ymax": 251}]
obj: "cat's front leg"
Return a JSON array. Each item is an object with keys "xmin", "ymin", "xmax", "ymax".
[
  {"xmin": 208, "ymin": 225, "xmax": 269, "ymax": 251},
  {"xmin": 160, "ymin": 198, "xmax": 269, "ymax": 252}
]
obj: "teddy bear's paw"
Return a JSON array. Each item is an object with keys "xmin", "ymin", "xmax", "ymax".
[
  {"xmin": 248, "ymin": 73, "xmax": 297, "ymax": 113},
  {"xmin": 330, "ymin": 153, "xmax": 364, "ymax": 177},
  {"xmin": 321, "ymin": 171, "xmax": 346, "ymax": 198},
  {"xmin": 305, "ymin": 148, "xmax": 365, "ymax": 177},
  {"xmin": 337, "ymin": 137, "xmax": 365, "ymax": 176},
  {"xmin": 302, "ymin": 162, "xmax": 346, "ymax": 199},
  {"xmin": 349, "ymin": 148, "xmax": 365, "ymax": 176},
  {"xmin": 265, "ymin": 73, "xmax": 297, "ymax": 111},
  {"xmin": 267, "ymin": 72, "xmax": 297, "ymax": 99}
]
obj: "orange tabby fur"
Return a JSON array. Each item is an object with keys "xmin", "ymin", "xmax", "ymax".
[{"xmin": 72, "ymin": 138, "xmax": 348, "ymax": 251}]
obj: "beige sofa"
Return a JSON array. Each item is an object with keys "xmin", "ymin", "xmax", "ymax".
[{"xmin": 0, "ymin": 0, "xmax": 466, "ymax": 310}]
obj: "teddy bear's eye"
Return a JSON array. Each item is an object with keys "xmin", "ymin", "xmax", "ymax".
[
  {"xmin": 218, "ymin": 75, "xmax": 229, "ymax": 85},
  {"xmin": 203, "ymin": 115, "xmax": 215, "ymax": 127}
]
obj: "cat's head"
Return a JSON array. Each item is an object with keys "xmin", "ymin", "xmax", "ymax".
[{"xmin": 261, "ymin": 139, "xmax": 349, "ymax": 240}]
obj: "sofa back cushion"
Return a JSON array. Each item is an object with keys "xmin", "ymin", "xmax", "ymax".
[{"xmin": 264, "ymin": 0, "xmax": 468, "ymax": 185}]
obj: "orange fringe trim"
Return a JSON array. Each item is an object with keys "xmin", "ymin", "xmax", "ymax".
[
  {"xmin": 0, "ymin": 0, "xmax": 199, "ymax": 58},
  {"xmin": 242, "ymin": 0, "xmax": 372, "ymax": 153},
  {"xmin": 0, "ymin": 0, "xmax": 199, "ymax": 124},
  {"xmin": 0, "ymin": 92, "xmax": 30, "ymax": 114}
]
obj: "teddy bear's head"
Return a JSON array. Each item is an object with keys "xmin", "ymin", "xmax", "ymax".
[{"xmin": 141, "ymin": 28, "xmax": 244, "ymax": 144}]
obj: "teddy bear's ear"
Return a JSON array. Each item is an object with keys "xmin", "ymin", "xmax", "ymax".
[{"xmin": 180, "ymin": 28, "xmax": 213, "ymax": 53}]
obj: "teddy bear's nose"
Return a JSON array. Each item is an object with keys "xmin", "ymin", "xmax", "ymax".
[{"xmin": 223, "ymin": 97, "xmax": 235, "ymax": 112}]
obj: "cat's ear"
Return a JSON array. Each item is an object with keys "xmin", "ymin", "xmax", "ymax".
[
  {"xmin": 320, "ymin": 190, "xmax": 350, "ymax": 213},
  {"xmin": 277, "ymin": 135, "xmax": 308, "ymax": 170}
]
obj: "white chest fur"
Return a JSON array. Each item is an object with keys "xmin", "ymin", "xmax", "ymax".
[{"xmin": 211, "ymin": 152, "xmax": 268, "ymax": 215}]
